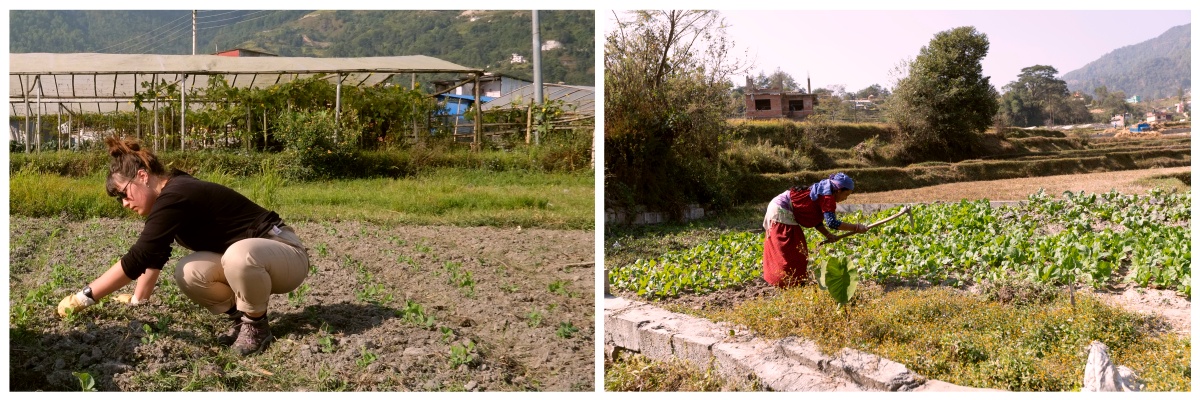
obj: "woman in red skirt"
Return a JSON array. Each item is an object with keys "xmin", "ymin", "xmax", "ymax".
[{"xmin": 761, "ymin": 172, "xmax": 868, "ymax": 288}]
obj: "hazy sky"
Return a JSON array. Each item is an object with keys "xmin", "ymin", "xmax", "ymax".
[{"xmin": 606, "ymin": 9, "xmax": 1190, "ymax": 94}]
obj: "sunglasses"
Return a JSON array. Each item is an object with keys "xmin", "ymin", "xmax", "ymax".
[{"xmin": 113, "ymin": 179, "xmax": 134, "ymax": 204}]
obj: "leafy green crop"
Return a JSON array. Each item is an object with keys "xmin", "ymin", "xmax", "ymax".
[
  {"xmin": 611, "ymin": 189, "xmax": 1189, "ymax": 298},
  {"xmin": 816, "ymin": 254, "xmax": 858, "ymax": 306},
  {"xmin": 608, "ymin": 231, "xmax": 763, "ymax": 298}
]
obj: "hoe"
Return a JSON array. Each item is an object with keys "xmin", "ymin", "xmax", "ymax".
[{"xmin": 820, "ymin": 205, "xmax": 915, "ymax": 245}]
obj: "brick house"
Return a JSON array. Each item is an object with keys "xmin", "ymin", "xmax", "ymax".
[{"xmin": 743, "ymin": 77, "xmax": 816, "ymax": 120}]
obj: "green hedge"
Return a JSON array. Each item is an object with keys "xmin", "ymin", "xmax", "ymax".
[{"xmin": 11, "ymin": 143, "xmax": 593, "ymax": 180}]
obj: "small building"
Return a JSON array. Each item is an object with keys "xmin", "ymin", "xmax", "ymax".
[
  {"xmin": 845, "ymin": 99, "xmax": 877, "ymax": 110},
  {"xmin": 1125, "ymin": 95, "xmax": 1141, "ymax": 104},
  {"xmin": 1145, "ymin": 110, "xmax": 1171, "ymax": 123},
  {"xmin": 1110, "ymin": 114, "xmax": 1126, "ymax": 128},
  {"xmin": 433, "ymin": 72, "xmax": 532, "ymax": 98},
  {"xmin": 743, "ymin": 77, "xmax": 816, "ymax": 120},
  {"xmin": 213, "ymin": 48, "xmax": 278, "ymax": 57}
]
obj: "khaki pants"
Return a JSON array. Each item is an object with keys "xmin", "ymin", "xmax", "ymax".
[{"xmin": 173, "ymin": 226, "xmax": 309, "ymax": 315}]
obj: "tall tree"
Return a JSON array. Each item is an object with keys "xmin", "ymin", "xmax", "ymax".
[
  {"xmin": 885, "ymin": 26, "xmax": 998, "ymax": 161},
  {"xmin": 749, "ymin": 68, "xmax": 800, "ymax": 92},
  {"xmin": 854, "ymin": 84, "xmax": 890, "ymax": 100},
  {"xmin": 1001, "ymin": 65, "xmax": 1070, "ymax": 126},
  {"xmin": 605, "ymin": 10, "xmax": 748, "ymax": 212}
]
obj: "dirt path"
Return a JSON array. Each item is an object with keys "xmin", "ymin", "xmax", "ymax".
[
  {"xmin": 846, "ymin": 166, "xmax": 1190, "ymax": 204},
  {"xmin": 9, "ymin": 217, "xmax": 594, "ymax": 391}
]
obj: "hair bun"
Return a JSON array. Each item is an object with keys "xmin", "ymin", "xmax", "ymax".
[{"xmin": 104, "ymin": 136, "xmax": 142, "ymax": 157}]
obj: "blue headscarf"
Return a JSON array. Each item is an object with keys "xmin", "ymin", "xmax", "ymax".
[{"xmin": 809, "ymin": 172, "xmax": 855, "ymax": 201}]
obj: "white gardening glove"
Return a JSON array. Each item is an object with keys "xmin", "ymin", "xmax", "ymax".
[
  {"xmin": 113, "ymin": 294, "xmax": 147, "ymax": 305},
  {"xmin": 57, "ymin": 291, "xmax": 97, "ymax": 318}
]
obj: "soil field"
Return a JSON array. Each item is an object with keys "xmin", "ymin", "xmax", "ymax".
[
  {"xmin": 845, "ymin": 166, "xmax": 1190, "ymax": 204},
  {"xmin": 9, "ymin": 217, "xmax": 595, "ymax": 391}
]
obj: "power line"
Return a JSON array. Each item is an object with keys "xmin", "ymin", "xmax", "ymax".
[
  {"xmin": 90, "ymin": 12, "xmax": 190, "ymax": 53},
  {"xmin": 199, "ymin": 10, "xmax": 279, "ymax": 31},
  {"xmin": 197, "ymin": 10, "xmax": 265, "ymax": 28},
  {"xmin": 142, "ymin": 25, "xmax": 195, "ymax": 54},
  {"xmin": 194, "ymin": 10, "xmax": 246, "ymax": 21},
  {"xmin": 88, "ymin": 10, "xmax": 290, "ymax": 55},
  {"xmin": 119, "ymin": 21, "xmax": 192, "ymax": 54}
]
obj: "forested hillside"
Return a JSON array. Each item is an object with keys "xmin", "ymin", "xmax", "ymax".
[
  {"xmin": 1062, "ymin": 24, "xmax": 1190, "ymax": 100},
  {"xmin": 8, "ymin": 10, "xmax": 595, "ymax": 86}
]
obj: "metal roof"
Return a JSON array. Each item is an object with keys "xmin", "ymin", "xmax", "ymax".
[
  {"xmin": 9, "ymin": 53, "xmax": 483, "ymax": 116},
  {"xmin": 481, "ymin": 83, "xmax": 594, "ymax": 116}
]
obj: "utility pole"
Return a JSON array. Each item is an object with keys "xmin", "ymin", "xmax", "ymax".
[
  {"xmin": 192, "ymin": 10, "xmax": 197, "ymax": 55},
  {"xmin": 531, "ymin": 10, "xmax": 543, "ymax": 145}
]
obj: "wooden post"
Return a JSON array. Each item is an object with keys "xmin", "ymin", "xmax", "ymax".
[
  {"xmin": 181, "ymin": 74, "xmax": 187, "ymax": 150},
  {"xmin": 526, "ymin": 104, "xmax": 533, "ymax": 144},
  {"xmin": 134, "ymin": 74, "xmax": 141, "ymax": 139},
  {"xmin": 153, "ymin": 97, "xmax": 159, "ymax": 153},
  {"xmin": 473, "ymin": 73, "xmax": 482, "ymax": 151},
  {"xmin": 20, "ymin": 76, "xmax": 30, "ymax": 152},
  {"xmin": 36, "ymin": 77, "xmax": 42, "ymax": 153},
  {"xmin": 335, "ymin": 73, "xmax": 343, "ymax": 144}
]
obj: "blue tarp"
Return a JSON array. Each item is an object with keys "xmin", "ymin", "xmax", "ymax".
[
  {"xmin": 436, "ymin": 93, "xmax": 494, "ymax": 116},
  {"xmin": 1129, "ymin": 123, "xmax": 1150, "ymax": 133}
]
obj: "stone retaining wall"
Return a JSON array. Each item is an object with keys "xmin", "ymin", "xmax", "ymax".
[{"xmin": 604, "ymin": 296, "xmax": 998, "ymax": 392}]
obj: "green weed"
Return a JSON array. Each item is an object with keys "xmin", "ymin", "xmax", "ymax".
[
  {"xmin": 72, "ymin": 371, "xmax": 97, "ymax": 392},
  {"xmin": 318, "ymin": 336, "xmax": 336, "ymax": 354},
  {"xmin": 556, "ymin": 322, "xmax": 579, "ymax": 339},
  {"xmin": 548, "ymin": 279, "xmax": 571, "ymax": 297},
  {"xmin": 288, "ymin": 284, "xmax": 311, "ymax": 307},
  {"xmin": 605, "ymin": 353, "xmax": 761, "ymax": 391},
  {"xmin": 448, "ymin": 340, "xmax": 477, "ymax": 368},
  {"xmin": 397, "ymin": 300, "xmax": 436, "ymax": 329},
  {"xmin": 141, "ymin": 324, "xmax": 159, "ymax": 344},
  {"xmin": 355, "ymin": 346, "xmax": 378, "ymax": 368},
  {"xmin": 526, "ymin": 310, "xmax": 544, "ymax": 327},
  {"xmin": 443, "ymin": 262, "xmax": 476, "ymax": 297}
]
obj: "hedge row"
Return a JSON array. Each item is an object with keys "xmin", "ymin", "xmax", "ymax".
[{"xmin": 11, "ymin": 144, "xmax": 594, "ymax": 180}]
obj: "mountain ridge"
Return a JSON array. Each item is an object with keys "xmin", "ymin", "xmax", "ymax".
[
  {"xmin": 1061, "ymin": 23, "xmax": 1190, "ymax": 100},
  {"xmin": 8, "ymin": 10, "xmax": 595, "ymax": 86}
]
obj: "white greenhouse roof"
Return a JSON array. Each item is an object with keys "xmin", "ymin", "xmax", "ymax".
[
  {"xmin": 9, "ymin": 53, "xmax": 483, "ymax": 116},
  {"xmin": 482, "ymin": 84, "xmax": 594, "ymax": 116}
]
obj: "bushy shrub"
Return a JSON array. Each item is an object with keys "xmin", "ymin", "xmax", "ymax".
[{"xmin": 272, "ymin": 109, "xmax": 361, "ymax": 180}]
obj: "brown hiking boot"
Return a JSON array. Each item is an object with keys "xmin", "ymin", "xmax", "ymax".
[
  {"xmin": 231, "ymin": 315, "xmax": 274, "ymax": 356},
  {"xmin": 217, "ymin": 311, "xmax": 244, "ymax": 346}
]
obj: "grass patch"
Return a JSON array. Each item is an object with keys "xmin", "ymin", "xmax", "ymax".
[
  {"xmin": 1136, "ymin": 172, "xmax": 1190, "ymax": 193},
  {"xmin": 605, "ymin": 353, "xmax": 762, "ymax": 391},
  {"xmin": 9, "ymin": 168, "xmax": 594, "ymax": 229},
  {"xmin": 703, "ymin": 284, "xmax": 1190, "ymax": 391},
  {"xmin": 9, "ymin": 168, "xmax": 128, "ymax": 218}
]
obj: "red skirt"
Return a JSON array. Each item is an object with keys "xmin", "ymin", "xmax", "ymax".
[{"xmin": 762, "ymin": 221, "xmax": 809, "ymax": 288}]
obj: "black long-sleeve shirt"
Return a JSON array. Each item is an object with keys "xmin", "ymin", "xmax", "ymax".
[{"xmin": 119, "ymin": 170, "xmax": 281, "ymax": 279}]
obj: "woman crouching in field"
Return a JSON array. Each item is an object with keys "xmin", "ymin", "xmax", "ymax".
[
  {"xmin": 57, "ymin": 137, "xmax": 311, "ymax": 356},
  {"xmin": 761, "ymin": 172, "xmax": 868, "ymax": 288}
]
